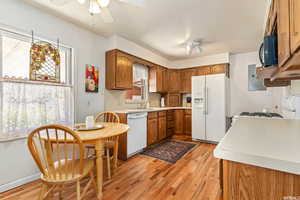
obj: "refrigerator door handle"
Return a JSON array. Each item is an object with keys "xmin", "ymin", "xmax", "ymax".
[{"xmin": 206, "ymin": 87, "xmax": 208, "ymax": 115}]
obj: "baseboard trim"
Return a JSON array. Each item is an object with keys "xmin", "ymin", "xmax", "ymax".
[{"xmin": 0, "ymin": 173, "xmax": 40, "ymax": 193}]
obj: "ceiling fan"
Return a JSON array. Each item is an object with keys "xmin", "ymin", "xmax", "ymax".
[
  {"xmin": 50, "ymin": 0, "xmax": 145, "ymax": 23},
  {"xmin": 185, "ymin": 39, "xmax": 204, "ymax": 55}
]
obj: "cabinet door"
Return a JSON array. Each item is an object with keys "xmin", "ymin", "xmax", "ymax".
[
  {"xmin": 158, "ymin": 116, "xmax": 167, "ymax": 140},
  {"xmin": 116, "ymin": 54, "xmax": 133, "ymax": 89},
  {"xmin": 167, "ymin": 93, "xmax": 181, "ymax": 107},
  {"xmin": 184, "ymin": 114, "xmax": 192, "ymax": 136},
  {"xmin": 278, "ymin": 0, "xmax": 291, "ymax": 66},
  {"xmin": 149, "ymin": 66, "xmax": 165, "ymax": 93},
  {"xmin": 181, "ymin": 69, "xmax": 195, "ymax": 93},
  {"xmin": 168, "ymin": 70, "xmax": 181, "ymax": 92},
  {"xmin": 290, "ymin": 0, "xmax": 300, "ymax": 54},
  {"xmin": 174, "ymin": 110, "xmax": 184, "ymax": 135},
  {"xmin": 147, "ymin": 118, "xmax": 158, "ymax": 146}
]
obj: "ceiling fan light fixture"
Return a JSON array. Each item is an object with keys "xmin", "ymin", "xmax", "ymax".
[
  {"xmin": 78, "ymin": 0, "xmax": 85, "ymax": 4},
  {"xmin": 97, "ymin": 0, "xmax": 110, "ymax": 7},
  {"xmin": 89, "ymin": 0, "xmax": 101, "ymax": 14}
]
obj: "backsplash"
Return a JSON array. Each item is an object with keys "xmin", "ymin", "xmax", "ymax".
[{"xmin": 105, "ymin": 90, "xmax": 161, "ymax": 110}]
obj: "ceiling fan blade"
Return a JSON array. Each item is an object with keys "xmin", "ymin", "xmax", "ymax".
[
  {"xmin": 49, "ymin": 0, "xmax": 72, "ymax": 6},
  {"xmin": 118, "ymin": 0, "xmax": 145, "ymax": 8},
  {"xmin": 100, "ymin": 7, "xmax": 114, "ymax": 23}
]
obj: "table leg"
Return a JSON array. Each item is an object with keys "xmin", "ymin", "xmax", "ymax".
[{"xmin": 95, "ymin": 140, "xmax": 104, "ymax": 199}]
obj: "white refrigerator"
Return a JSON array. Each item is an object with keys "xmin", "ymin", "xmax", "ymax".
[{"xmin": 192, "ymin": 74, "xmax": 228, "ymax": 143}]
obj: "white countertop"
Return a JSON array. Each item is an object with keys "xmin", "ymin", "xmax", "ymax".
[
  {"xmin": 113, "ymin": 107, "xmax": 191, "ymax": 114},
  {"xmin": 214, "ymin": 118, "xmax": 300, "ymax": 175}
]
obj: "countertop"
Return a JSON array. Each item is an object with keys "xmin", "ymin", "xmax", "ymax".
[
  {"xmin": 214, "ymin": 118, "xmax": 300, "ymax": 175},
  {"xmin": 113, "ymin": 107, "xmax": 191, "ymax": 114}
]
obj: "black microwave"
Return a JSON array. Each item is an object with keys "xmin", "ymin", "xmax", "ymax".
[{"xmin": 259, "ymin": 35, "xmax": 278, "ymax": 67}]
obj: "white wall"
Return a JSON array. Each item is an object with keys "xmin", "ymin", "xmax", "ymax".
[
  {"xmin": 0, "ymin": 0, "xmax": 108, "ymax": 192},
  {"xmin": 107, "ymin": 35, "xmax": 170, "ymax": 66},
  {"xmin": 229, "ymin": 51, "xmax": 282, "ymax": 116}
]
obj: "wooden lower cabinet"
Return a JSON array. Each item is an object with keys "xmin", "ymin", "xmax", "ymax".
[
  {"xmin": 117, "ymin": 113, "xmax": 128, "ymax": 161},
  {"xmin": 184, "ymin": 110, "xmax": 192, "ymax": 136},
  {"xmin": 147, "ymin": 113, "xmax": 158, "ymax": 146},
  {"xmin": 158, "ymin": 111, "xmax": 167, "ymax": 141},
  {"xmin": 167, "ymin": 110, "xmax": 175, "ymax": 137},
  {"xmin": 222, "ymin": 160, "xmax": 300, "ymax": 200},
  {"xmin": 174, "ymin": 110, "xmax": 184, "ymax": 135}
]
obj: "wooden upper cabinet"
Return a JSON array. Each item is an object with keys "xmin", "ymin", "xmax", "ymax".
[
  {"xmin": 106, "ymin": 50, "xmax": 133, "ymax": 90},
  {"xmin": 180, "ymin": 69, "xmax": 196, "ymax": 93},
  {"xmin": 164, "ymin": 93, "xmax": 182, "ymax": 107},
  {"xmin": 149, "ymin": 66, "xmax": 167, "ymax": 93},
  {"xmin": 210, "ymin": 64, "xmax": 227, "ymax": 75},
  {"xmin": 196, "ymin": 66, "xmax": 211, "ymax": 76},
  {"xmin": 277, "ymin": 0, "xmax": 291, "ymax": 66},
  {"xmin": 290, "ymin": 0, "xmax": 300, "ymax": 54},
  {"xmin": 167, "ymin": 69, "xmax": 181, "ymax": 92}
]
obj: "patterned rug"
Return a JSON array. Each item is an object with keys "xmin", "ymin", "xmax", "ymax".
[{"xmin": 141, "ymin": 140, "xmax": 197, "ymax": 164}]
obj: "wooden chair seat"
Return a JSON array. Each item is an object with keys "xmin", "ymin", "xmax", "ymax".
[{"xmin": 42, "ymin": 159, "xmax": 94, "ymax": 183}]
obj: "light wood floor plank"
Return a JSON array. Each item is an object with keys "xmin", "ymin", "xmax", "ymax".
[{"xmin": 0, "ymin": 141, "xmax": 222, "ymax": 200}]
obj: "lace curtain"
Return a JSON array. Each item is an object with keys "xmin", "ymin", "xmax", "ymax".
[{"xmin": 0, "ymin": 81, "xmax": 74, "ymax": 140}]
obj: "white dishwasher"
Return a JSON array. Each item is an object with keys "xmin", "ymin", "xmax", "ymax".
[{"xmin": 127, "ymin": 112, "xmax": 148, "ymax": 157}]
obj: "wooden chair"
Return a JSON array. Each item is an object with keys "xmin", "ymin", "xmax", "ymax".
[
  {"xmin": 86, "ymin": 112, "xmax": 120, "ymax": 179},
  {"xmin": 27, "ymin": 125, "xmax": 98, "ymax": 200}
]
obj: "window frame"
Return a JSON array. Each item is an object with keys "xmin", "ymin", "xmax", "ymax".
[{"xmin": 0, "ymin": 26, "xmax": 76, "ymax": 141}]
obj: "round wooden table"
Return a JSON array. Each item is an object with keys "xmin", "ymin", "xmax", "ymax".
[{"xmin": 75, "ymin": 122, "xmax": 129, "ymax": 199}]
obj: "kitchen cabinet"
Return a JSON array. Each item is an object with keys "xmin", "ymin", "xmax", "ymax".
[
  {"xmin": 174, "ymin": 110, "xmax": 184, "ymax": 135},
  {"xmin": 164, "ymin": 93, "xmax": 182, "ymax": 107},
  {"xmin": 277, "ymin": 0, "xmax": 291, "ymax": 66},
  {"xmin": 196, "ymin": 66, "xmax": 211, "ymax": 76},
  {"xmin": 167, "ymin": 69, "xmax": 181, "ymax": 92},
  {"xmin": 106, "ymin": 50, "xmax": 133, "ymax": 90},
  {"xmin": 158, "ymin": 111, "xmax": 167, "ymax": 140},
  {"xmin": 181, "ymin": 69, "xmax": 196, "ymax": 93},
  {"xmin": 210, "ymin": 64, "xmax": 227, "ymax": 75},
  {"xmin": 117, "ymin": 113, "xmax": 128, "ymax": 161},
  {"xmin": 257, "ymin": 0, "xmax": 300, "ymax": 82},
  {"xmin": 149, "ymin": 66, "xmax": 167, "ymax": 93},
  {"xmin": 290, "ymin": 0, "xmax": 300, "ymax": 54},
  {"xmin": 166, "ymin": 110, "xmax": 175, "ymax": 137},
  {"xmin": 147, "ymin": 112, "xmax": 158, "ymax": 146},
  {"xmin": 184, "ymin": 110, "xmax": 192, "ymax": 136}
]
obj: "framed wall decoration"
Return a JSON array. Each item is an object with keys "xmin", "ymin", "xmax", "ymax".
[
  {"xmin": 29, "ymin": 41, "xmax": 61, "ymax": 83},
  {"xmin": 85, "ymin": 65, "xmax": 99, "ymax": 93}
]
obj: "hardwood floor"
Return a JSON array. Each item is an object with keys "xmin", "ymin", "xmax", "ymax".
[{"xmin": 0, "ymin": 141, "xmax": 222, "ymax": 200}]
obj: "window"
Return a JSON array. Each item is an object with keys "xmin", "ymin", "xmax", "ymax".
[
  {"xmin": 124, "ymin": 63, "xmax": 148, "ymax": 103},
  {"xmin": 0, "ymin": 30, "xmax": 74, "ymax": 140}
]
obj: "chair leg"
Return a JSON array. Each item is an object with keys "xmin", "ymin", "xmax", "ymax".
[
  {"xmin": 59, "ymin": 185, "xmax": 63, "ymax": 200},
  {"xmin": 113, "ymin": 139, "xmax": 119, "ymax": 171},
  {"xmin": 76, "ymin": 180, "xmax": 81, "ymax": 200},
  {"xmin": 106, "ymin": 148, "xmax": 111, "ymax": 179}
]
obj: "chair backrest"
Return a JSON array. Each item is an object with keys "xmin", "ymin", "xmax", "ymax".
[
  {"xmin": 95, "ymin": 112, "xmax": 120, "ymax": 123},
  {"xmin": 27, "ymin": 125, "xmax": 84, "ymax": 181}
]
